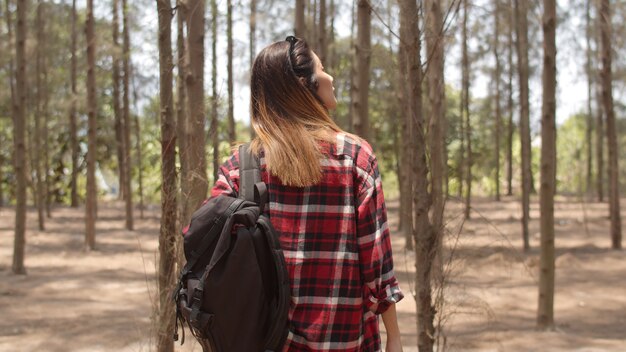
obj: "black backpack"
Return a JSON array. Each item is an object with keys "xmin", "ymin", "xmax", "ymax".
[{"xmin": 173, "ymin": 144, "xmax": 290, "ymax": 352}]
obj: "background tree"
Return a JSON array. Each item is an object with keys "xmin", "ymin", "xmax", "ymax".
[
  {"xmin": 598, "ymin": 0, "xmax": 621, "ymax": 249},
  {"xmin": 351, "ymin": 0, "xmax": 370, "ymax": 139},
  {"xmin": 122, "ymin": 0, "xmax": 133, "ymax": 230},
  {"xmin": 594, "ymin": 8, "xmax": 604, "ymax": 202},
  {"xmin": 210, "ymin": 0, "xmax": 219, "ymax": 183},
  {"xmin": 175, "ymin": 0, "xmax": 188, "ymax": 227},
  {"xmin": 156, "ymin": 1, "xmax": 177, "ymax": 350},
  {"xmin": 515, "ymin": 0, "xmax": 531, "ymax": 251},
  {"xmin": 317, "ymin": 0, "xmax": 327, "ymax": 63},
  {"xmin": 85, "ymin": 0, "xmax": 97, "ymax": 250},
  {"xmin": 249, "ymin": 0, "xmax": 256, "ymax": 138},
  {"xmin": 506, "ymin": 0, "xmax": 514, "ymax": 197},
  {"xmin": 461, "ymin": 0, "xmax": 471, "ymax": 219},
  {"xmin": 227, "ymin": 0, "xmax": 234, "ymax": 143},
  {"xmin": 538, "ymin": 0, "xmax": 556, "ymax": 330},
  {"xmin": 422, "ymin": 0, "xmax": 446, "ymax": 349},
  {"xmin": 113, "ymin": 0, "xmax": 125, "ymax": 202},
  {"xmin": 12, "ymin": 0, "xmax": 27, "ymax": 274},
  {"xmin": 493, "ymin": 0, "xmax": 502, "ymax": 202},
  {"xmin": 69, "ymin": 0, "xmax": 79, "ymax": 207},
  {"xmin": 397, "ymin": 0, "xmax": 412, "ymax": 249},
  {"xmin": 295, "ymin": 0, "xmax": 305, "ymax": 37},
  {"xmin": 182, "ymin": 0, "xmax": 208, "ymax": 227},
  {"xmin": 34, "ymin": 0, "xmax": 46, "ymax": 230},
  {"xmin": 585, "ymin": 0, "xmax": 593, "ymax": 194}
]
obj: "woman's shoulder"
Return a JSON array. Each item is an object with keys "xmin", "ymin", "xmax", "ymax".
[{"xmin": 333, "ymin": 132, "xmax": 375, "ymax": 161}]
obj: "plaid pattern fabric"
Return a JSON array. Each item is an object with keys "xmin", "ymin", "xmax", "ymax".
[{"xmin": 210, "ymin": 133, "xmax": 403, "ymax": 352}]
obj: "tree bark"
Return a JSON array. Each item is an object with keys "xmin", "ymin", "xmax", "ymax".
[
  {"xmin": 537, "ymin": 0, "xmax": 556, "ymax": 330},
  {"xmin": 351, "ymin": 0, "xmax": 371, "ymax": 140},
  {"xmin": 210, "ymin": 0, "xmax": 219, "ymax": 184},
  {"xmin": 35, "ymin": 0, "xmax": 45, "ymax": 230},
  {"xmin": 3, "ymin": 0, "xmax": 16, "ymax": 209},
  {"xmin": 227, "ymin": 0, "xmax": 234, "ymax": 143},
  {"xmin": 249, "ymin": 0, "xmax": 256, "ymax": 138},
  {"xmin": 131, "ymin": 67, "xmax": 145, "ymax": 219},
  {"xmin": 318, "ymin": 0, "xmax": 327, "ymax": 63},
  {"xmin": 585, "ymin": 0, "xmax": 593, "ymax": 195},
  {"xmin": 113, "ymin": 0, "xmax": 125, "ymax": 201},
  {"xmin": 400, "ymin": 0, "xmax": 435, "ymax": 348},
  {"xmin": 122, "ymin": 0, "xmax": 134, "ymax": 230},
  {"xmin": 494, "ymin": 0, "xmax": 502, "ymax": 202},
  {"xmin": 295, "ymin": 0, "xmax": 305, "ymax": 37},
  {"xmin": 515, "ymin": 0, "xmax": 531, "ymax": 251},
  {"xmin": 462, "ymin": 0, "xmax": 471, "ymax": 219},
  {"xmin": 69, "ymin": 0, "xmax": 79, "ymax": 207},
  {"xmin": 506, "ymin": 0, "xmax": 514, "ymax": 197},
  {"xmin": 85, "ymin": 0, "xmax": 97, "ymax": 250},
  {"xmin": 12, "ymin": 0, "xmax": 27, "ymax": 274},
  {"xmin": 176, "ymin": 0, "xmax": 188, "ymax": 225},
  {"xmin": 423, "ymin": 0, "xmax": 447, "ymax": 349},
  {"xmin": 182, "ymin": 0, "xmax": 208, "ymax": 227},
  {"xmin": 397, "ymin": 1, "xmax": 412, "ymax": 250},
  {"xmin": 156, "ymin": 2, "xmax": 177, "ymax": 351},
  {"xmin": 598, "ymin": 0, "xmax": 621, "ymax": 249}
]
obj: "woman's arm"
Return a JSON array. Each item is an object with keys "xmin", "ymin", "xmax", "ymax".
[{"xmin": 382, "ymin": 303, "xmax": 403, "ymax": 352}]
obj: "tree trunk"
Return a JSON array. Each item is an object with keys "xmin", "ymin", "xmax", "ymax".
[
  {"xmin": 176, "ymin": 1, "xmax": 188, "ymax": 226},
  {"xmin": 537, "ymin": 0, "xmax": 556, "ymax": 330},
  {"xmin": 156, "ymin": 2, "xmax": 177, "ymax": 351},
  {"xmin": 122, "ymin": 0, "xmax": 134, "ymax": 230},
  {"xmin": 295, "ymin": 0, "xmax": 305, "ymax": 37},
  {"xmin": 310, "ymin": 0, "xmax": 318, "ymax": 49},
  {"xmin": 182, "ymin": 0, "xmax": 208, "ymax": 227},
  {"xmin": 69, "ymin": 0, "xmax": 79, "ymax": 207},
  {"xmin": 35, "ymin": 0, "xmax": 45, "ymax": 230},
  {"xmin": 595, "ymin": 51, "xmax": 604, "ymax": 202},
  {"xmin": 422, "ymin": 0, "xmax": 447, "ymax": 349},
  {"xmin": 12, "ymin": 0, "xmax": 27, "ymax": 275},
  {"xmin": 585, "ymin": 0, "xmax": 593, "ymax": 195},
  {"xmin": 3, "ymin": 0, "xmax": 16, "ymax": 209},
  {"xmin": 506, "ymin": 0, "xmax": 514, "ymax": 197},
  {"xmin": 175, "ymin": 1, "xmax": 188, "ymax": 269},
  {"xmin": 42, "ymin": 12, "xmax": 50, "ymax": 218},
  {"xmin": 351, "ymin": 0, "xmax": 370, "ymax": 140},
  {"xmin": 318, "ymin": 0, "xmax": 327, "ymax": 63},
  {"xmin": 249, "ymin": 0, "xmax": 256, "ymax": 138},
  {"xmin": 462, "ymin": 0, "xmax": 471, "ymax": 219},
  {"xmin": 131, "ymin": 68, "xmax": 145, "ymax": 219},
  {"xmin": 227, "ymin": 0, "xmax": 234, "ymax": 143},
  {"xmin": 598, "ymin": 0, "xmax": 622, "ymax": 249},
  {"xmin": 397, "ymin": 1, "xmax": 412, "ymax": 250},
  {"xmin": 400, "ymin": 0, "xmax": 434, "ymax": 348},
  {"xmin": 494, "ymin": 0, "xmax": 502, "ymax": 202},
  {"xmin": 210, "ymin": 0, "xmax": 219, "ymax": 184},
  {"xmin": 328, "ymin": 0, "xmax": 335, "ymax": 71},
  {"xmin": 85, "ymin": 0, "xmax": 97, "ymax": 250},
  {"xmin": 113, "ymin": 0, "xmax": 125, "ymax": 201},
  {"xmin": 515, "ymin": 0, "xmax": 531, "ymax": 251}
]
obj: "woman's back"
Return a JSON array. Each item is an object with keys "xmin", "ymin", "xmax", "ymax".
[{"xmin": 211, "ymin": 132, "xmax": 402, "ymax": 351}]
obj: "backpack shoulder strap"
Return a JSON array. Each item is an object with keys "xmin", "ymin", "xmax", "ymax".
[{"xmin": 238, "ymin": 143, "xmax": 267, "ymax": 212}]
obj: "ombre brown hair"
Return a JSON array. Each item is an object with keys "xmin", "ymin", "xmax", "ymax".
[{"xmin": 250, "ymin": 36, "xmax": 344, "ymax": 187}]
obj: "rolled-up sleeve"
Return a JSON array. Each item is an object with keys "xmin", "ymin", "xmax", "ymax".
[
  {"xmin": 355, "ymin": 145, "xmax": 404, "ymax": 315},
  {"xmin": 210, "ymin": 151, "xmax": 240, "ymax": 198}
]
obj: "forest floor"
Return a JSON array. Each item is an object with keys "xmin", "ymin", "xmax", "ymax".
[{"xmin": 1, "ymin": 196, "xmax": 625, "ymax": 352}]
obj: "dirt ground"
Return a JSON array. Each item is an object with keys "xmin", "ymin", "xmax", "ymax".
[{"xmin": 1, "ymin": 196, "xmax": 625, "ymax": 351}]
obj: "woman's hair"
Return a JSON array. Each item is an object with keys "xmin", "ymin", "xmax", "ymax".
[{"xmin": 250, "ymin": 36, "xmax": 343, "ymax": 187}]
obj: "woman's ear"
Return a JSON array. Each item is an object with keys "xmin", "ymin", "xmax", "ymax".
[{"xmin": 298, "ymin": 76, "xmax": 307, "ymax": 86}]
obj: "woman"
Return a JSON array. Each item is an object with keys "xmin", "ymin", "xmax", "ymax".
[{"xmin": 211, "ymin": 36, "xmax": 404, "ymax": 352}]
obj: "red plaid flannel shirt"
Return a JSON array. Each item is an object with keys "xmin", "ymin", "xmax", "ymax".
[{"xmin": 210, "ymin": 133, "xmax": 403, "ymax": 352}]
